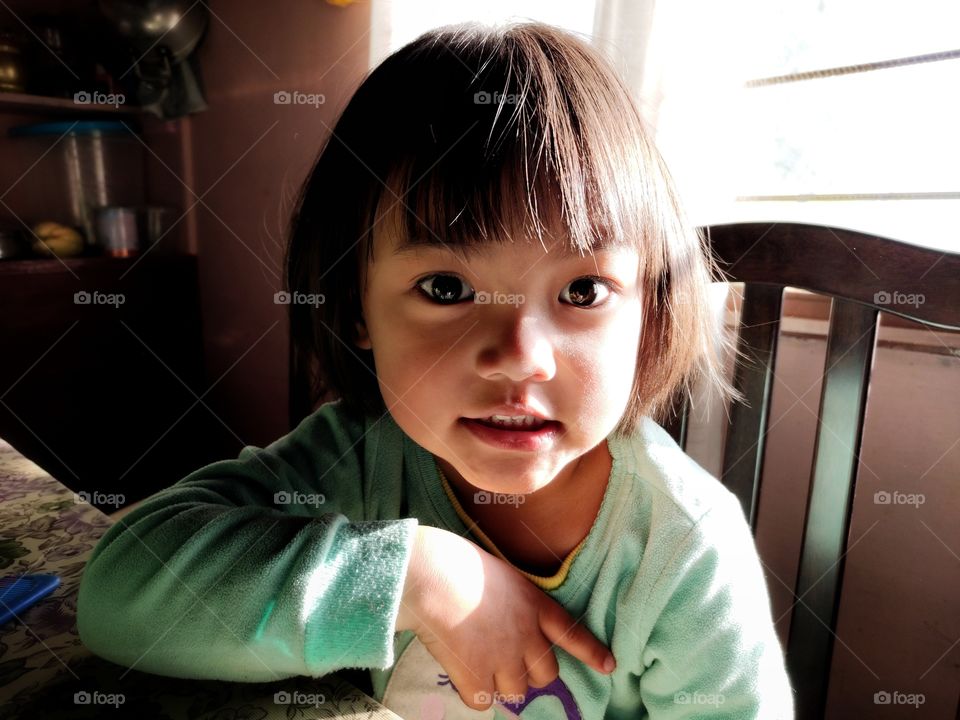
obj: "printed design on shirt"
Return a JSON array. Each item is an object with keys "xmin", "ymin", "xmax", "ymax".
[
  {"xmin": 381, "ymin": 635, "xmax": 583, "ymax": 719},
  {"xmin": 439, "ymin": 672, "xmax": 583, "ymax": 719}
]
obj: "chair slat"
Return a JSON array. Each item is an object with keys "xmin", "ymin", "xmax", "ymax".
[
  {"xmin": 721, "ymin": 283, "xmax": 784, "ymax": 529},
  {"xmin": 786, "ymin": 298, "xmax": 879, "ymax": 720}
]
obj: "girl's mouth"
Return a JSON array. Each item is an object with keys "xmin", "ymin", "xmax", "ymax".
[
  {"xmin": 459, "ymin": 417, "xmax": 563, "ymax": 451},
  {"xmin": 474, "ymin": 415, "xmax": 548, "ymax": 430}
]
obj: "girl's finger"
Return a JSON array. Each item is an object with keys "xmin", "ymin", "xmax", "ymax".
[
  {"xmin": 462, "ymin": 681, "xmax": 498, "ymax": 711},
  {"xmin": 524, "ymin": 642, "xmax": 561, "ymax": 688},
  {"xmin": 493, "ymin": 662, "xmax": 530, "ymax": 703},
  {"xmin": 539, "ymin": 603, "xmax": 614, "ymax": 675}
]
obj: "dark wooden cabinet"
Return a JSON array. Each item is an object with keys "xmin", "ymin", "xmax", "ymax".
[{"xmin": 0, "ymin": 254, "xmax": 228, "ymax": 510}]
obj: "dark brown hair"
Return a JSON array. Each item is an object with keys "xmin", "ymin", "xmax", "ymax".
[{"xmin": 285, "ymin": 21, "xmax": 740, "ymax": 437}]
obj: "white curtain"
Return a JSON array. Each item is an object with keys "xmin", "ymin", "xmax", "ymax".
[{"xmin": 592, "ymin": 0, "xmax": 762, "ymax": 228}]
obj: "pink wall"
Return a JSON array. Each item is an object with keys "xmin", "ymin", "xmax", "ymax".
[{"xmin": 188, "ymin": 0, "xmax": 372, "ymax": 446}]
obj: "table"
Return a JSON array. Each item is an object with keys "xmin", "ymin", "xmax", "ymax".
[{"xmin": 0, "ymin": 436, "xmax": 402, "ymax": 719}]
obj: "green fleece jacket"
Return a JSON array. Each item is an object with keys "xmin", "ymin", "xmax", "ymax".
[{"xmin": 77, "ymin": 400, "xmax": 795, "ymax": 719}]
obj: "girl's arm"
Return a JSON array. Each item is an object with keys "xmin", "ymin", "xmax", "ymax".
[
  {"xmin": 638, "ymin": 491, "xmax": 796, "ymax": 719},
  {"xmin": 76, "ymin": 401, "xmax": 418, "ymax": 682}
]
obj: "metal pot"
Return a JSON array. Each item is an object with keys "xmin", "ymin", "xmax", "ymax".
[
  {"xmin": 98, "ymin": 0, "xmax": 207, "ymax": 62},
  {"xmin": 98, "ymin": 0, "xmax": 209, "ymax": 117}
]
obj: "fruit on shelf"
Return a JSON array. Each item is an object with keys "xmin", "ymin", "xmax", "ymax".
[{"xmin": 31, "ymin": 221, "xmax": 84, "ymax": 258}]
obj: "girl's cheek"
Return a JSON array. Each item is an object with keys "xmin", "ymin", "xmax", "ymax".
[{"xmin": 573, "ymin": 313, "xmax": 641, "ymax": 384}]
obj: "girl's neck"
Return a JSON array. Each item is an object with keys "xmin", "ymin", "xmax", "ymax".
[{"xmin": 437, "ymin": 441, "xmax": 612, "ymax": 576}]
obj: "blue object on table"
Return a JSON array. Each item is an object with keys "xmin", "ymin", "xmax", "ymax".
[{"xmin": 0, "ymin": 574, "xmax": 60, "ymax": 626}]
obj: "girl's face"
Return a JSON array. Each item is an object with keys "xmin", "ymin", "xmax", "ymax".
[{"xmin": 355, "ymin": 227, "xmax": 643, "ymax": 497}]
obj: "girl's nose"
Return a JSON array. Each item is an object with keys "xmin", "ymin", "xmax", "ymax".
[{"xmin": 475, "ymin": 313, "xmax": 557, "ymax": 383}]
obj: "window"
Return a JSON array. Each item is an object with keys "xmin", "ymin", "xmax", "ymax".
[{"xmin": 595, "ymin": 0, "xmax": 960, "ymax": 251}]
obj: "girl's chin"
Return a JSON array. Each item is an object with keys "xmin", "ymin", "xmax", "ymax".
[
  {"xmin": 456, "ymin": 471, "xmax": 553, "ymax": 498},
  {"xmin": 436, "ymin": 444, "xmax": 579, "ymax": 494}
]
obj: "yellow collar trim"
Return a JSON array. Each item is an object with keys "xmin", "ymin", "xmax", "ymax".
[{"xmin": 435, "ymin": 461, "xmax": 586, "ymax": 591}]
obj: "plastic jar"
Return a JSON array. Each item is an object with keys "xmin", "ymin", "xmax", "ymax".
[{"xmin": 7, "ymin": 120, "xmax": 146, "ymax": 248}]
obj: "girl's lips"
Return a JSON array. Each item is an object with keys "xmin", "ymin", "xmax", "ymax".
[{"xmin": 459, "ymin": 417, "xmax": 563, "ymax": 452}]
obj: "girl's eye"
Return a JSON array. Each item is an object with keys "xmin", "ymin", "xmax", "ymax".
[
  {"xmin": 415, "ymin": 274, "xmax": 474, "ymax": 305},
  {"xmin": 560, "ymin": 276, "xmax": 612, "ymax": 308}
]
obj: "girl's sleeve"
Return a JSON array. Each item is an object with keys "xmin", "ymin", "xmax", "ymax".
[
  {"xmin": 76, "ymin": 402, "xmax": 419, "ymax": 682},
  {"xmin": 638, "ymin": 491, "xmax": 796, "ymax": 719}
]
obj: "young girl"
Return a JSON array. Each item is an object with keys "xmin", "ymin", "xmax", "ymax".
[{"xmin": 77, "ymin": 21, "xmax": 795, "ymax": 719}]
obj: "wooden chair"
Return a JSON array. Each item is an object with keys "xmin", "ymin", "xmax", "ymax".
[{"xmin": 664, "ymin": 222, "xmax": 960, "ymax": 720}]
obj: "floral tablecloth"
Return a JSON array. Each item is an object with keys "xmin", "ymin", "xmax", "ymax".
[{"xmin": 0, "ymin": 437, "xmax": 401, "ymax": 719}]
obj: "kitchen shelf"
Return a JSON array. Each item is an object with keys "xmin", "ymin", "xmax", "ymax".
[
  {"xmin": 0, "ymin": 91, "xmax": 140, "ymax": 116},
  {"xmin": 0, "ymin": 252, "xmax": 184, "ymax": 275}
]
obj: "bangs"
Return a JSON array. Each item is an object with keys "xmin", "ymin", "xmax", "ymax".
[{"xmin": 362, "ymin": 22, "xmax": 655, "ymax": 269}]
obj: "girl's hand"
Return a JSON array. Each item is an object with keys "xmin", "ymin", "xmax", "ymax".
[{"xmin": 396, "ymin": 525, "xmax": 616, "ymax": 711}]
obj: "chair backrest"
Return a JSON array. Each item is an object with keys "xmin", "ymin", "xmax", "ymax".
[{"xmin": 663, "ymin": 222, "xmax": 960, "ymax": 720}]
